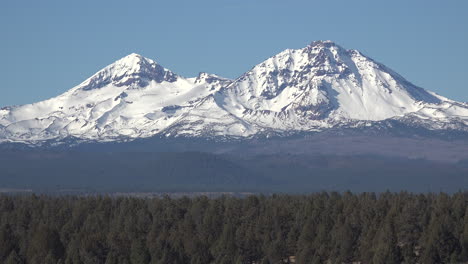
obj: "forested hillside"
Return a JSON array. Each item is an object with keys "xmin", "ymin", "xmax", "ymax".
[{"xmin": 0, "ymin": 192, "xmax": 467, "ymax": 263}]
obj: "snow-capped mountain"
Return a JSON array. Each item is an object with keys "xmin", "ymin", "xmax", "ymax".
[
  {"xmin": 1, "ymin": 41, "xmax": 467, "ymax": 144},
  {"xmin": 203, "ymin": 40, "xmax": 468, "ymax": 134}
]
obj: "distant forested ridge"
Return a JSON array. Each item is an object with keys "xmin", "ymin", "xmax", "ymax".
[
  {"xmin": 0, "ymin": 192, "xmax": 467, "ymax": 264},
  {"xmin": 1, "ymin": 151, "xmax": 468, "ymax": 193}
]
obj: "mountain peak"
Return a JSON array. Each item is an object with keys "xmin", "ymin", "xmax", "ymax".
[
  {"xmin": 309, "ymin": 40, "xmax": 341, "ymax": 48},
  {"xmin": 125, "ymin": 52, "xmax": 143, "ymax": 58},
  {"xmin": 218, "ymin": 40, "xmax": 450, "ymax": 123},
  {"xmin": 78, "ymin": 53, "xmax": 178, "ymax": 90},
  {"xmin": 118, "ymin": 53, "xmax": 149, "ymax": 63},
  {"xmin": 113, "ymin": 53, "xmax": 154, "ymax": 72}
]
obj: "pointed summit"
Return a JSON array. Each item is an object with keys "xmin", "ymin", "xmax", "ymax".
[
  {"xmin": 123, "ymin": 52, "xmax": 144, "ymax": 58},
  {"xmin": 309, "ymin": 40, "xmax": 337, "ymax": 46},
  {"xmin": 114, "ymin": 53, "xmax": 149, "ymax": 70},
  {"xmin": 307, "ymin": 40, "xmax": 347, "ymax": 51},
  {"xmin": 79, "ymin": 53, "xmax": 178, "ymax": 90},
  {"xmin": 120, "ymin": 52, "xmax": 144, "ymax": 59}
]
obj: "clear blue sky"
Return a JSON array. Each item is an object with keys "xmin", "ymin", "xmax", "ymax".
[{"xmin": 1, "ymin": 0, "xmax": 467, "ymax": 107}]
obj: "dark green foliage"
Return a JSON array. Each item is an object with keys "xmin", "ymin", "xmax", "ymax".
[
  {"xmin": 5, "ymin": 250, "xmax": 22, "ymax": 264},
  {"xmin": 0, "ymin": 192, "xmax": 466, "ymax": 263}
]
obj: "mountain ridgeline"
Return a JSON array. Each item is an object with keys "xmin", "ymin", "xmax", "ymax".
[{"xmin": 0, "ymin": 40, "xmax": 467, "ymax": 144}]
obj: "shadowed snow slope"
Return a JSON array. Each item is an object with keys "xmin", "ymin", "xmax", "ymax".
[{"xmin": 1, "ymin": 41, "xmax": 467, "ymax": 144}]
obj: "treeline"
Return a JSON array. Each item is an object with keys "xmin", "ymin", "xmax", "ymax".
[{"xmin": 0, "ymin": 192, "xmax": 467, "ymax": 264}]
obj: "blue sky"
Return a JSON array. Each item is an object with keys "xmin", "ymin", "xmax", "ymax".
[{"xmin": 1, "ymin": 0, "xmax": 467, "ymax": 106}]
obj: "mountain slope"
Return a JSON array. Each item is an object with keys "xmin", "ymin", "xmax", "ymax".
[
  {"xmin": 1, "ymin": 41, "xmax": 467, "ymax": 144},
  {"xmin": 0, "ymin": 54, "xmax": 232, "ymax": 142},
  {"xmin": 175, "ymin": 40, "xmax": 467, "ymax": 136}
]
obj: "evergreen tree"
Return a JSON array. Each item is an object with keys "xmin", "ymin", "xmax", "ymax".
[
  {"xmin": 0, "ymin": 224, "xmax": 16, "ymax": 261},
  {"xmin": 5, "ymin": 250, "xmax": 22, "ymax": 264},
  {"xmin": 27, "ymin": 224, "xmax": 64, "ymax": 263},
  {"xmin": 211, "ymin": 221, "xmax": 238, "ymax": 263},
  {"xmin": 372, "ymin": 220, "xmax": 402, "ymax": 264},
  {"xmin": 296, "ymin": 220, "xmax": 316, "ymax": 263},
  {"xmin": 130, "ymin": 240, "xmax": 150, "ymax": 264},
  {"xmin": 459, "ymin": 207, "xmax": 468, "ymax": 262}
]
